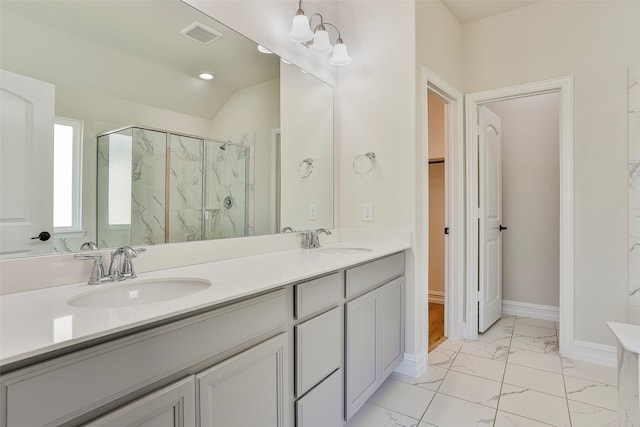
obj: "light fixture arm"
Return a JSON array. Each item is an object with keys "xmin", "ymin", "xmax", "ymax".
[
  {"xmin": 309, "ymin": 13, "xmax": 326, "ymax": 31},
  {"xmin": 320, "ymin": 22, "xmax": 344, "ymax": 43}
]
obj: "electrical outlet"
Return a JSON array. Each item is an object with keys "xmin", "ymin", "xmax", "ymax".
[
  {"xmin": 309, "ymin": 203, "xmax": 318, "ymax": 220},
  {"xmin": 362, "ymin": 203, "xmax": 373, "ymax": 221}
]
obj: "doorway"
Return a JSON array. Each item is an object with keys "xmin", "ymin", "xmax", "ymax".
[
  {"xmin": 464, "ymin": 77, "xmax": 574, "ymax": 356},
  {"xmin": 427, "ymin": 91, "xmax": 448, "ymax": 351},
  {"xmin": 419, "ymin": 67, "xmax": 465, "ymax": 364}
]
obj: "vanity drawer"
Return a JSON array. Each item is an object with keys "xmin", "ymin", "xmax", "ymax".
[
  {"xmin": 295, "ymin": 306, "xmax": 342, "ymax": 396},
  {"xmin": 1, "ymin": 290, "xmax": 286, "ymax": 427},
  {"xmin": 295, "ymin": 272, "xmax": 343, "ymax": 319},
  {"xmin": 345, "ymin": 252, "xmax": 404, "ymax": 298},
  {"xmin": 296, "ymin": 368, "xmax": 343, "ymax": 427}
]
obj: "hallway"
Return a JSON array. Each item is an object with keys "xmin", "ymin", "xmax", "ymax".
[{"xmin": 345, "ymin": 316, "xmax": 618, "ymax": 426}]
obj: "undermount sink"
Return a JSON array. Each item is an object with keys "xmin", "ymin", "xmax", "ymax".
[
  {"xmin": 315, "ymin": 247, "xmax": 372, "ymax": 255},
  {"xmin": 68, "ymin": 278, "xmax": 212, "ymax": 308}
]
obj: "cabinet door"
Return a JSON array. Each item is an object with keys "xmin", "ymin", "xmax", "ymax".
[
  {"xmin": 296, "ymin": 369, "xmax": 343, "ymax": 427},
  {"xmin": 379, "ymin": 277, "xmax": 404, "ymax": 378},
  {"xmin": 197, "ymin": 334, "xmax": 289, "ymax": 427},
  {"xmin": 296, "ymin": 306, "xmax": 342, "ymax": 396},
  {"xmin": 345, "ymin": 290, "xmax": 378, "ymax": 420},
  {"xmin": 86, "ymin": 377, "xmax": 195, "ymax": 427}
]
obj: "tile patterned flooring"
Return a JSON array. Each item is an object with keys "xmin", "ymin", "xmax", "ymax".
[{"xmin": 344, "ymin": 316, "xmax": 618, "ymax": 426}]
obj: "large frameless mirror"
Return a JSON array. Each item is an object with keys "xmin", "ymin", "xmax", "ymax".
[{"xmin": 0, "ymin": 0, "xmax": 334, "ymax": 259}]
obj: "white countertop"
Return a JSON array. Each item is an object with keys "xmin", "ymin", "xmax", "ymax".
[
  {"xmin": 0, "ymin": 240, "xmax": 409, "ymax": 368},
  {"xmin": 608, "ymin": 321, "xmax": 640, "ymax": 354}
]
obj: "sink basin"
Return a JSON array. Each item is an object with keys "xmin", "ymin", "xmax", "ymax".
[
  {"xmin": 315, "ymin": 247, "xmax": 372, "ymax": 255},
  {"xmin": 68, "ymin": 278, "xmax": 211, "ymax": 308}
]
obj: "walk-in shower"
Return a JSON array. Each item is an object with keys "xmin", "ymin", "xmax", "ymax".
[{"xmin": 96, "ymin": 126, "xmax": 250, "ymax": 248}]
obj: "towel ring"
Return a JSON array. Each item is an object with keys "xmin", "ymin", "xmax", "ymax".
[
  {"xmin": 353, "ymin": 152, "xmax": 376, "ymax": 175},
  {"xmin": 298, "ymin": 158, "xmax": 314, "ymax": 178}
]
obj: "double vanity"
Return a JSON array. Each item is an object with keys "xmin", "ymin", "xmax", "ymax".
[{"xmin": 0, "ymin": 236, "xmax": 408, "ymax": 427}]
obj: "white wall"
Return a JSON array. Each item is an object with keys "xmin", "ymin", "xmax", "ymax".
[
  {"xmin": 464, "ymin": 1, "xmax": 639, "ymax": 345},
  {"xmin": 280, "ymin": 63, "xmax": 334, "ymax": 231},
  {"xmin": 487, "ymin": 93, "xmax": 560, "ymax": 308}
]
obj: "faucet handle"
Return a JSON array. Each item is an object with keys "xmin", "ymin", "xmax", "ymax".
[{"xmin": 74, "ymin": 254, "xmax": 106, "ymax": 285}]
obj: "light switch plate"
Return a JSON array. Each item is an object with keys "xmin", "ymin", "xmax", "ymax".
[
  {"xmin": 309, "ymin": 203, "xmax": 318, "ymax": 220},
  {"xmin": 362, "ymin": 203, "xmax": 373, "ymax": 221}
]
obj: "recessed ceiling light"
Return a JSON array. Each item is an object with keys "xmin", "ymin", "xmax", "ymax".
[
  {"xmin": 198, "ymin": 73, "xmax": 214, "ymax": 80},
  {"xmin": 257, "ymin": 45, "xmax": 273, "ymax": 54}
]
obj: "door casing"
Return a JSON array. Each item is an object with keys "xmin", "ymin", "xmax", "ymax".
[{"xmin": 464, "ymin": 76, "xmax": 574, "ymax": 357}]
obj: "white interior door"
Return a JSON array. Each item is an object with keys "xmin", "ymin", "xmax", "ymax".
[
  {"xmin": 0, "ymin": 69, "xmax": 55, "ymax": 257},
  {"xmin": 478, "ymin": 105, "xmax": 503, "ymax": 332}
]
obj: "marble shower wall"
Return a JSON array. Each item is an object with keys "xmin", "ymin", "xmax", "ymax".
[
  {"xmin": 204, "ymin": 138, "xmax": 251, "ymax": 240},
  {"xmin": 130, "ymin": 128, "xmax": 167, "ymax": 246},
  {"xmin": 96, "ymin": 128, "xmax": 167, "ymax": 249},
  {"xmin": 630, "ymin": 64, "xmax": 640, "ymax": 325},
  {"xmin": 169, "ymin": 134, "xmax": 204, "ymax": 243}
]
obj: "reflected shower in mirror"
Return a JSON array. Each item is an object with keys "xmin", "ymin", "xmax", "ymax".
[{"xmin": 0, "ymin": 0, "xmax": 334, "ymax": 259}]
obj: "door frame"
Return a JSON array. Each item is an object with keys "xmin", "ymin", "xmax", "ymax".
[
  {"xmin": 464, "ymin": 76, "xmax": 574, "ymax": 357},
  {"xmin": 421, "ymin": 67, "xmax": 465, "ymax": 345}
]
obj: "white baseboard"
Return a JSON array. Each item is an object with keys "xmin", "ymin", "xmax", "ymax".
[
  {"xmin": 502, "ymin": 300, "xmax": 559, "ymax": 322},
  {"xmin": 571, "ymin": 340, "xmax": 617, "ymax": 368},
  {"xmin": 429, "ymin": 291, "xmax": 445, "ymax": 304},
  {"xmin": 394, "ymin": 351, "xmax": 427, "ymax": 377}
]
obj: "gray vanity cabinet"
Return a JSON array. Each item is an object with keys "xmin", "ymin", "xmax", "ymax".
[
  {"xmin": 344, "ymin": 253, "xmax": 405, "ymax": 420},
  {"xmin": 293, "ymin": 273, "xmax": 344, "ymax": 427},
  {"xmin": 197, "ymin": 334, "xmax": 289, "ymax": 427},
  {"xmin": 85, "ymin": 377, "xmax": 196, "ymax": 427},
  {"xmin": 0, "ymin": 290, "xmax": 287, "ymax": 427}
]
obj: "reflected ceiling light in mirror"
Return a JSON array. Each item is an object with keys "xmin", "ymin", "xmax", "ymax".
[
  {"xmin": 288, "ymin": 1, "xmax": 351, "ymax": 66},
  {"xmin": 257, "ymin": 45, "xmax": 273, "ymax": 54},
  {"xmin": 198, "ymin": 72, "xmax": 214, "ymax": 80}
]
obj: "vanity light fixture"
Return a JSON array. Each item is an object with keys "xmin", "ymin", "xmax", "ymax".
[
  {"xmin": 288, "ymin": 0, "xmax": 351, "ymax": 66},
  {"xmin": 198, "ymin": 72, "xmax": 214, "ymax": 80}
]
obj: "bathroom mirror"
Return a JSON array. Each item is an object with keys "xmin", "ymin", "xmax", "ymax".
[{"xmin": 0, "ymin": 0, "xmax": 334, "ymax": 258}]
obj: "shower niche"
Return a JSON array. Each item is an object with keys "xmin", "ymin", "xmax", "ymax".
[{"xmin": 97, "ymin": 126, "xmax": 250, "ymax": 249}]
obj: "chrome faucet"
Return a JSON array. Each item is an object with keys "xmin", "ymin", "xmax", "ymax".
[
  {"xmin": 299, "ymin": 228, "xmax": 332, "ymax": 249},
  {"xmin": 75, "ymin": 246, "xmax": 146, "ymax": 285},
  {"xmin": 109, "ymin": 246, "xmax": 146, "ymax": 281},
  {"xmin": 281, "ymin": 226, "xmax": 296, "ymax": 233}
]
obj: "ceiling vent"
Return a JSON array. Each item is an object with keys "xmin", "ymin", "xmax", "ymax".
[{"xmin": 179, "ymin": 22, "xmax": 223, "ymax": 45}]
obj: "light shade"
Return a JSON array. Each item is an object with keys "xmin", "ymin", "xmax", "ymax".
[
  {"xmin": 289, "ymin": 14, "xmax": 314, "ymax": 42},
  {"xmin": 310, "ymin": 29, "xmax": 332, "ymax": 54},
  {"xmin": 329, "ymin": 42, "xmax": 351, "ymax": 66}
]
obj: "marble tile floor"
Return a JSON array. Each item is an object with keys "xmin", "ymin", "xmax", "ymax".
[{"xmin": 345, "ymin": 316, "xmax": 618, "ymax": 427}]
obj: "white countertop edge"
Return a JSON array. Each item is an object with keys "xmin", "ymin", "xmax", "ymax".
[
  {"xmin": 608, "ymin": 321, "xmax": 640, "ymax": 354},
  {"xmin": 1, "ymin": 239, "xmax": 409, "ymax": 367}
]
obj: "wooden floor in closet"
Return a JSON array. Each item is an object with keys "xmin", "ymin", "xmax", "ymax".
[{"xmin": 428, "ymin": 302, "xmax": 446, "ymax": 352}]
